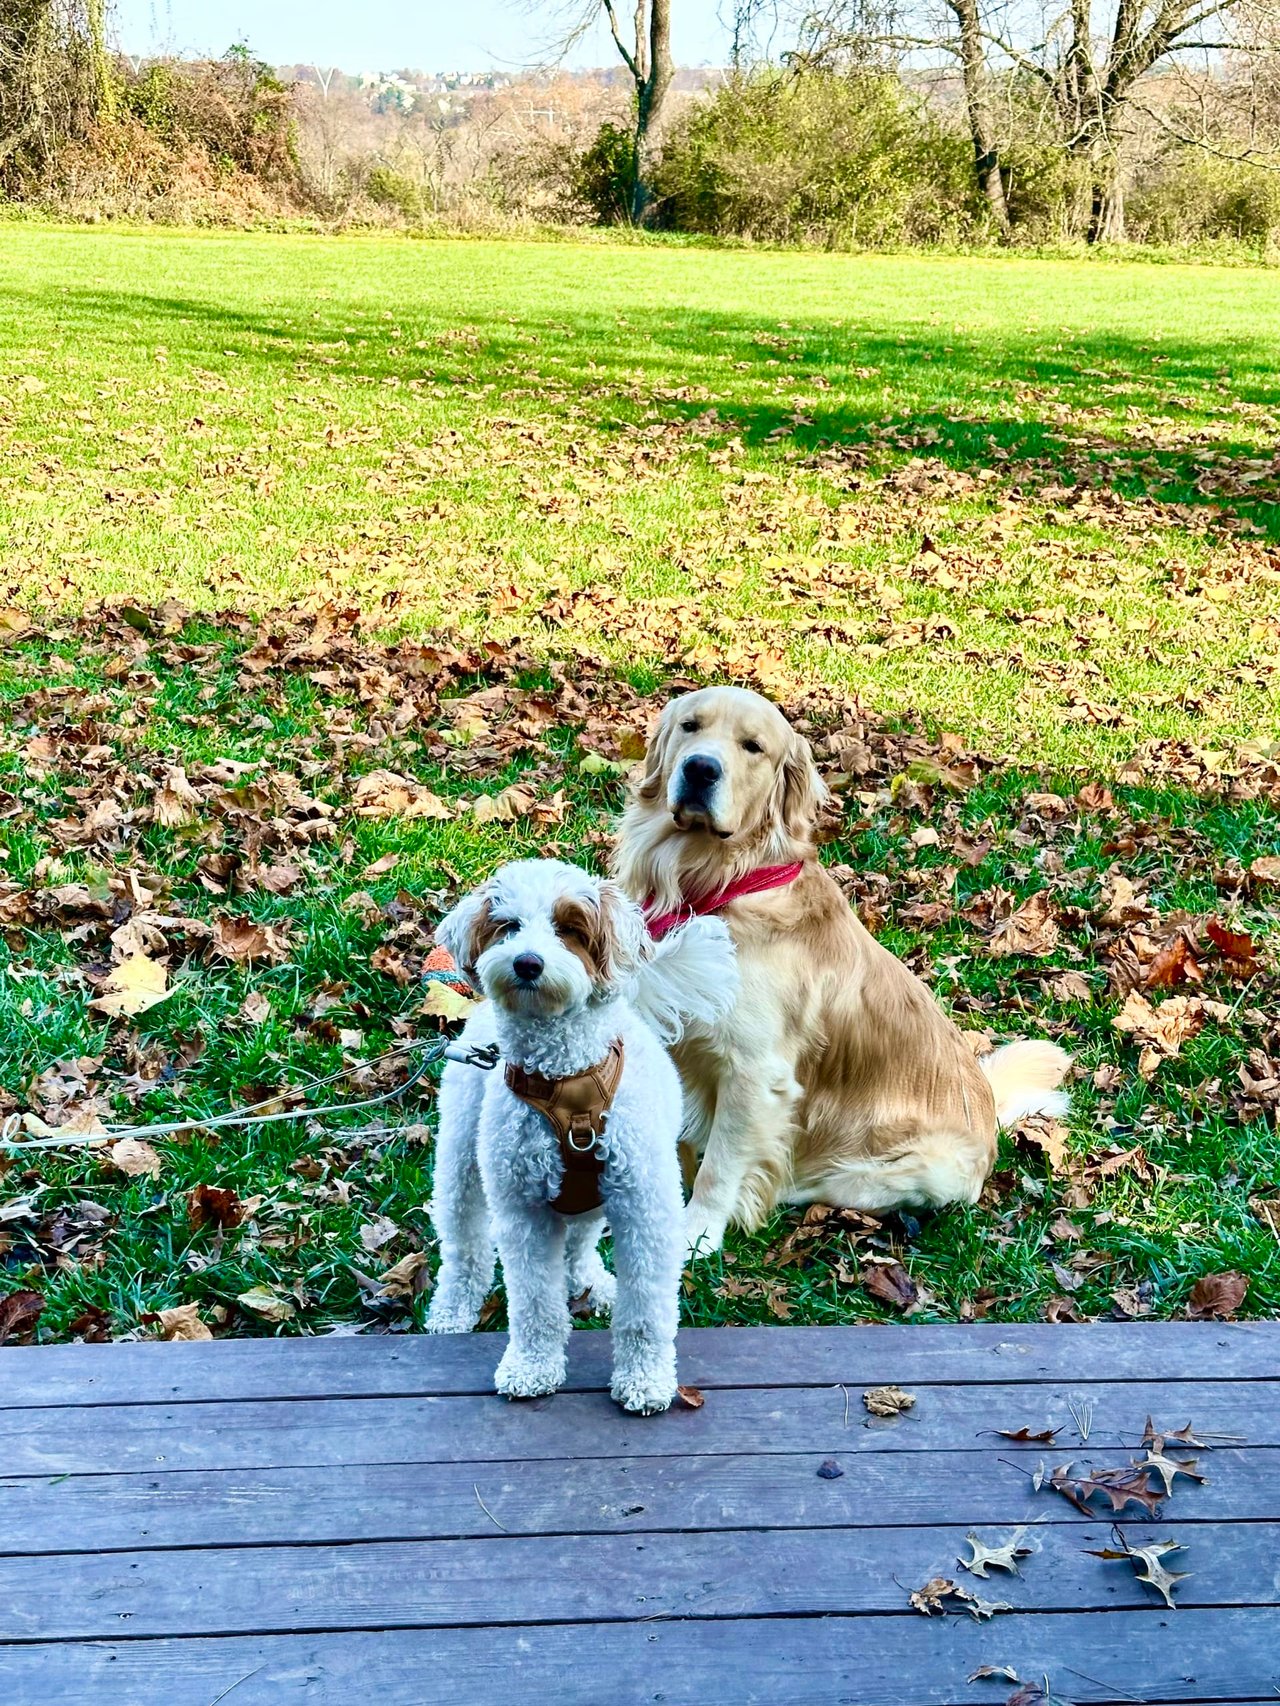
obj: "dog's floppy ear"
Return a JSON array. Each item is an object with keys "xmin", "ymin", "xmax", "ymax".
[
  {"xmin": 435, "ymin": 885, "xmax": 496, "ymax": 978},
  {"xmin": 635, "ymin": 705, "xmax": 675, "ymax": 804},
  {"xmin": 592, "ymin": 879, "xmax": 647, "ymax": 993},
  {"xmin": 780, "ymin": 731, "xmax": 827, "ymax": 839}
]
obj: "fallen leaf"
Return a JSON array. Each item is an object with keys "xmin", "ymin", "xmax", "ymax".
[
  {"xmin": 351, "ymin": 769, "xmax": 453, "ymax": 819},
  {"xmin": 1112, "ymin": 990, "xmax": 1206, "ymax": 1076},
  {"xmin": 1099, "ymin": 873, "xmax": 1149, "ymax": 926},
  {"xmin": 1144, "ymin": 931, "xmax": 1202, "ymax": 991},
  {"xmin": 863, "ymin": 1385, "xmax": 916, "ymax": 1417},
  {"xmin": 1206, "ymin": 917, "xmax": 1261, "ymax": 978},
  {"xmin": 996, "ymin": 1426, "xmax": 1061, "ymax": 1444},
  {"xmin": 1087, "ymin": 1539, "xmax": 1190, "ymax": 1609},
  {"xmin": 676, "ymin": 1384, "xmax": 705, "ymax": 1409},
  {"xmin": 907, "ymin": 1575, "xmax": 1011, "ymax": 1619},
  {"xmin": 988, "ymin": 890, "xmax": 1060, "ymax": 957},
  {"xmin": 110, "ymin": 1137, "xmax": 162, "ymax": 1179},
  {"xmin": 1249, "ymin": 854, "xmax": 1280, "ymax": 886},
  {"xmin": 861, "ymin": 1258, "xmax": 918, "ymax": 1312},
  {"xmin": 153, "ymin": 1303, "xmax": 213, "ymax": 1342},
  {"xmin": 188, "ymin": 1183, "xmax": 245, "ymax": 1230},
  {"xmin": 0, "ymin": 1288, "xmax": 43, "ymax": 1345},
  {"xmin": 1139, "ymin": 1447, "xmax": 1206, "ymax": 1495},
  {"xmin": 1048, "ymin": 969, "xmax": 1092, "ymax": 1003},
  {"xmin": 375, "ymin": 1251, "xmax": 431, "ymax": 1301},
  {"xmin": 239, "ymin": 989, "xmax": 271, "ymax": 1025},
  {"xmin": 89, "ymin": 952, "xmax": 170, "ymax": 1018},
  {"xmin": 958, "ymin": 1526, "xmax": 1035, "ymax": 1578},
  {"xmin": 420, "ymin": 979, "xmax": 482, "ymax": 1021},
  {"xmin": 359, "ymin": 1215, "xmax": 400, "ymax": 1254},
  {"xmin": 237, "ymin": 1285, "xmax": 295, "ymax": 1323},
  {"xmin": 1017, "ymin": 1116, "xmax": 1072, "ymax": 1174},
  {"xmin": 1049, "ymin": 1461, "xmax": 1163, "ymax": 1517},
  {"xmin": 1187, "ymin": 1270, "xmax": 1247, "ymax": 1319},
  {"xmin": 211, "ymin": 915, "xmax": 289, "ymax": 964}
]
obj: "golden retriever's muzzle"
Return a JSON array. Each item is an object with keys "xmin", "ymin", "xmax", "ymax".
[{"xmin": 672, "ymin": 753, "xmax": 731, "ymax": 836}]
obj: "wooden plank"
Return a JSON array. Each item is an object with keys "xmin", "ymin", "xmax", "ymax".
[
  {"xmin": 0, "ymin": 1609, "xmax": 1276, "ymax": 1704},
  {"xmin": 0, "ymin": 1379, "xmax": 1267, "ymax": 1479},
  {"xmin": 3, "ymin": 1521, "xmax": 1278, "ymax": 1641},
  {"xmin": 2, "ymin": 1320, "xmax": 1274, "ymax": 1410},
  {"xmin": 1, "ymin": 1445, "xmax": 1267, "ymax": 1556}
]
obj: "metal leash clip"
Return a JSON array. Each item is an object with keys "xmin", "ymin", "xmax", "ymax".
[{"xmin": 443, "ymin": 1041, "xmax": 501, "ymax": 1072}]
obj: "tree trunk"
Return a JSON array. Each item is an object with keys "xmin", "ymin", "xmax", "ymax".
[
  {"xmin": 1087, "ymin": 153, "xmax": 1126, "ymax": 242},
  {"xmin": 948, "ymin": 0, "xmax": 1010, "ymax": 235},
  {"xmin": 630, "ymin": 0, "xmax": 673, "ymax": 225}
]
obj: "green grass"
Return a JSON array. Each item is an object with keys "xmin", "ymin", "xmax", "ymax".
[
  {"xmin": 0, "ymin": 228, "xmax": 1277, "ymax": 1342},
  {"xmin": 2, "ymin": 228, "xmax": 1278, "ymax": 770}
]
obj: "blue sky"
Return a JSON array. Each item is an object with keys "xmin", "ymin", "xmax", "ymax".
[{"xmin": 112, "ymin": 1, "xmax": 735, "ymax": 72}]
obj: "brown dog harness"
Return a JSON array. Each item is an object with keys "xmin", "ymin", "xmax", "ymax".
[{"xmin": 503, "ymin": 1039, "xmax": 624, "ymax": 1216}]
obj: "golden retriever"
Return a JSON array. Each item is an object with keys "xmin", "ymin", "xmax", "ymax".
[{"xmin": 612, "ymin": 685, "xmax": 1070, "ymax": 1254}]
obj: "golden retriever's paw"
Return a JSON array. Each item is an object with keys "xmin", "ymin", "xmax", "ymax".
[{"xmin": 683, "ymin": 1205, "xmax": 727, "ymax": 1260}]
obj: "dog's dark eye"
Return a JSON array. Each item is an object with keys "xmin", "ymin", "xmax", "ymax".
[
  {"xmin": 681, "ymin": 719, "xmax": 700, "ymax": 734},
  {"xmin": 493, "ymin": 919, "xmax": 519, "ymax": 939},
  {"xmin": 742, "ymin": 738, "xmax": 764, "ymax": 755},
  {"xmin": 558, "ymin": 924, "xmax": 588, "ymax": 946}
]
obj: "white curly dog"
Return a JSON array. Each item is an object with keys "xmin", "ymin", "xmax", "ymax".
[{"xmin": 426, "ymin": 858, "xmax": 736, "ymax": 1415}]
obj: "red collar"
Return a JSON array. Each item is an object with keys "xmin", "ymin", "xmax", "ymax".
[{"xmin": 645, "ymin": 861, "xmax": 805, "ymax": 940}]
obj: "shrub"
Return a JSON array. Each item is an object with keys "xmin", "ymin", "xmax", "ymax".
[
  {"xmin": 1128, "ymin": 151, "xmax": 1280, "ymax": 246},
  {"xmin": 573, "ymin": 120, "xmax": 637, "ymax": 224},
  {"xmin": 652, "ymin": 71, "xmax": 984, "ymax": 246}
]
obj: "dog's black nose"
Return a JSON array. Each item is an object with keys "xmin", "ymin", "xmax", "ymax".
[
  {"xmin": 512, "ymin": 952, "xmax": 544, "ymax": 984},
  {"xmin": 680, "ymin": 753, "xmax": 722, "ymax": 794}
]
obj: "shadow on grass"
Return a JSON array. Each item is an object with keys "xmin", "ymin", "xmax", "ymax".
[{"xmin": 21, "ymin": 283, "xmax": 1280, "ymax": 539}]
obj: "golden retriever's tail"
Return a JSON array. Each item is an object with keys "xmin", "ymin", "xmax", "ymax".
[{"xmin": 980, "ymin": 1039, "xmax": 1071, "ymax": 1126}]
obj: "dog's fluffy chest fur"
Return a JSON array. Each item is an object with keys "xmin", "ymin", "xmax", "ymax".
[{"xmin": 475, "ymin": 1006, "xmax": 679, "ymax": 1212}]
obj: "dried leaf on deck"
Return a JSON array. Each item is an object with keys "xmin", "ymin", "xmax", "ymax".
[
  {"xmin": 863, "ymin": 1384, "xmax": 916, "ymax": 1417},
  {"xmin": 995, "ymin": 1425, "xmax": 1061, "ymax": 1445},
  {"xmin": 958, "ymin": 1526, "xmax": 1036, "ymax": 1578},
  {"xmin": 907, "ymin": 1575, "xmax": 1011, "ymax": 1619},
  {"xmin": 1086, "ymin": 1538, "xmax": 1190, "ymax": 1609}
]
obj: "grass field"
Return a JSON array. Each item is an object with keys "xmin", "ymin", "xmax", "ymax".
[{"xmin": 0, "ymin": 228, "xmax": 1277, "ymax": 1344}]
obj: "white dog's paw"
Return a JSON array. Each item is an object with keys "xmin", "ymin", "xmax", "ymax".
[
  {"xmin": 611, "ymin": 1368, "xmax": 678, "ymax": 1416},
  {"xmin": 495, "ymin": 1346, "xmax": 565, "ymax": 1400},
  {"xmin": 424, "ymin": 1306, "xmax": 479, "ymax": 1335},
  {"xmin": 683, "ymin": 1205, "xmax": 727, "ymax": 1260},
  {"xmin": 578, "ymin": 1267, "xmax": 616, "ymax": 1314}
]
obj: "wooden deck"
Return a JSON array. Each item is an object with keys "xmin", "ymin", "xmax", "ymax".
[{"xmin": 1, "ymin": 1321, "xmax": 1277, "ymax": 1705}]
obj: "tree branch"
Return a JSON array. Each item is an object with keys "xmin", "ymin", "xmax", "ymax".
[{"xmin": 600, "ymin": 0, "xmax": 642, "ymax": 85}]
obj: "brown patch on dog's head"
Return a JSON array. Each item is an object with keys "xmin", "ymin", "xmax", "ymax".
[
  {"xmin": 554, "ymin": 884, "xmax": 643, "ymax": 992},
  {"xmin": 436, "ymin": 889, "xmax": 511, "ymax": 977}
]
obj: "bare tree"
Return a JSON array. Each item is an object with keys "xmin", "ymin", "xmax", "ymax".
[
  {"xmin": 540, "ymin": 0, "xmax": 674, "ymax": 220},
  {"xmin": 747, "ymin": 0, "xmax": 1261, "ymax": 240}
]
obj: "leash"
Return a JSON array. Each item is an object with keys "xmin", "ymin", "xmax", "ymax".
[{"xmin": 1, "ymin": 953, "xmax": 496, "ymax": 1154}]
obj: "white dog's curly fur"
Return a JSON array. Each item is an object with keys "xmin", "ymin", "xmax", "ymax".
[{"xmin": 425, "ymin": 859, "xmax": 736, "ymax": 1415}]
